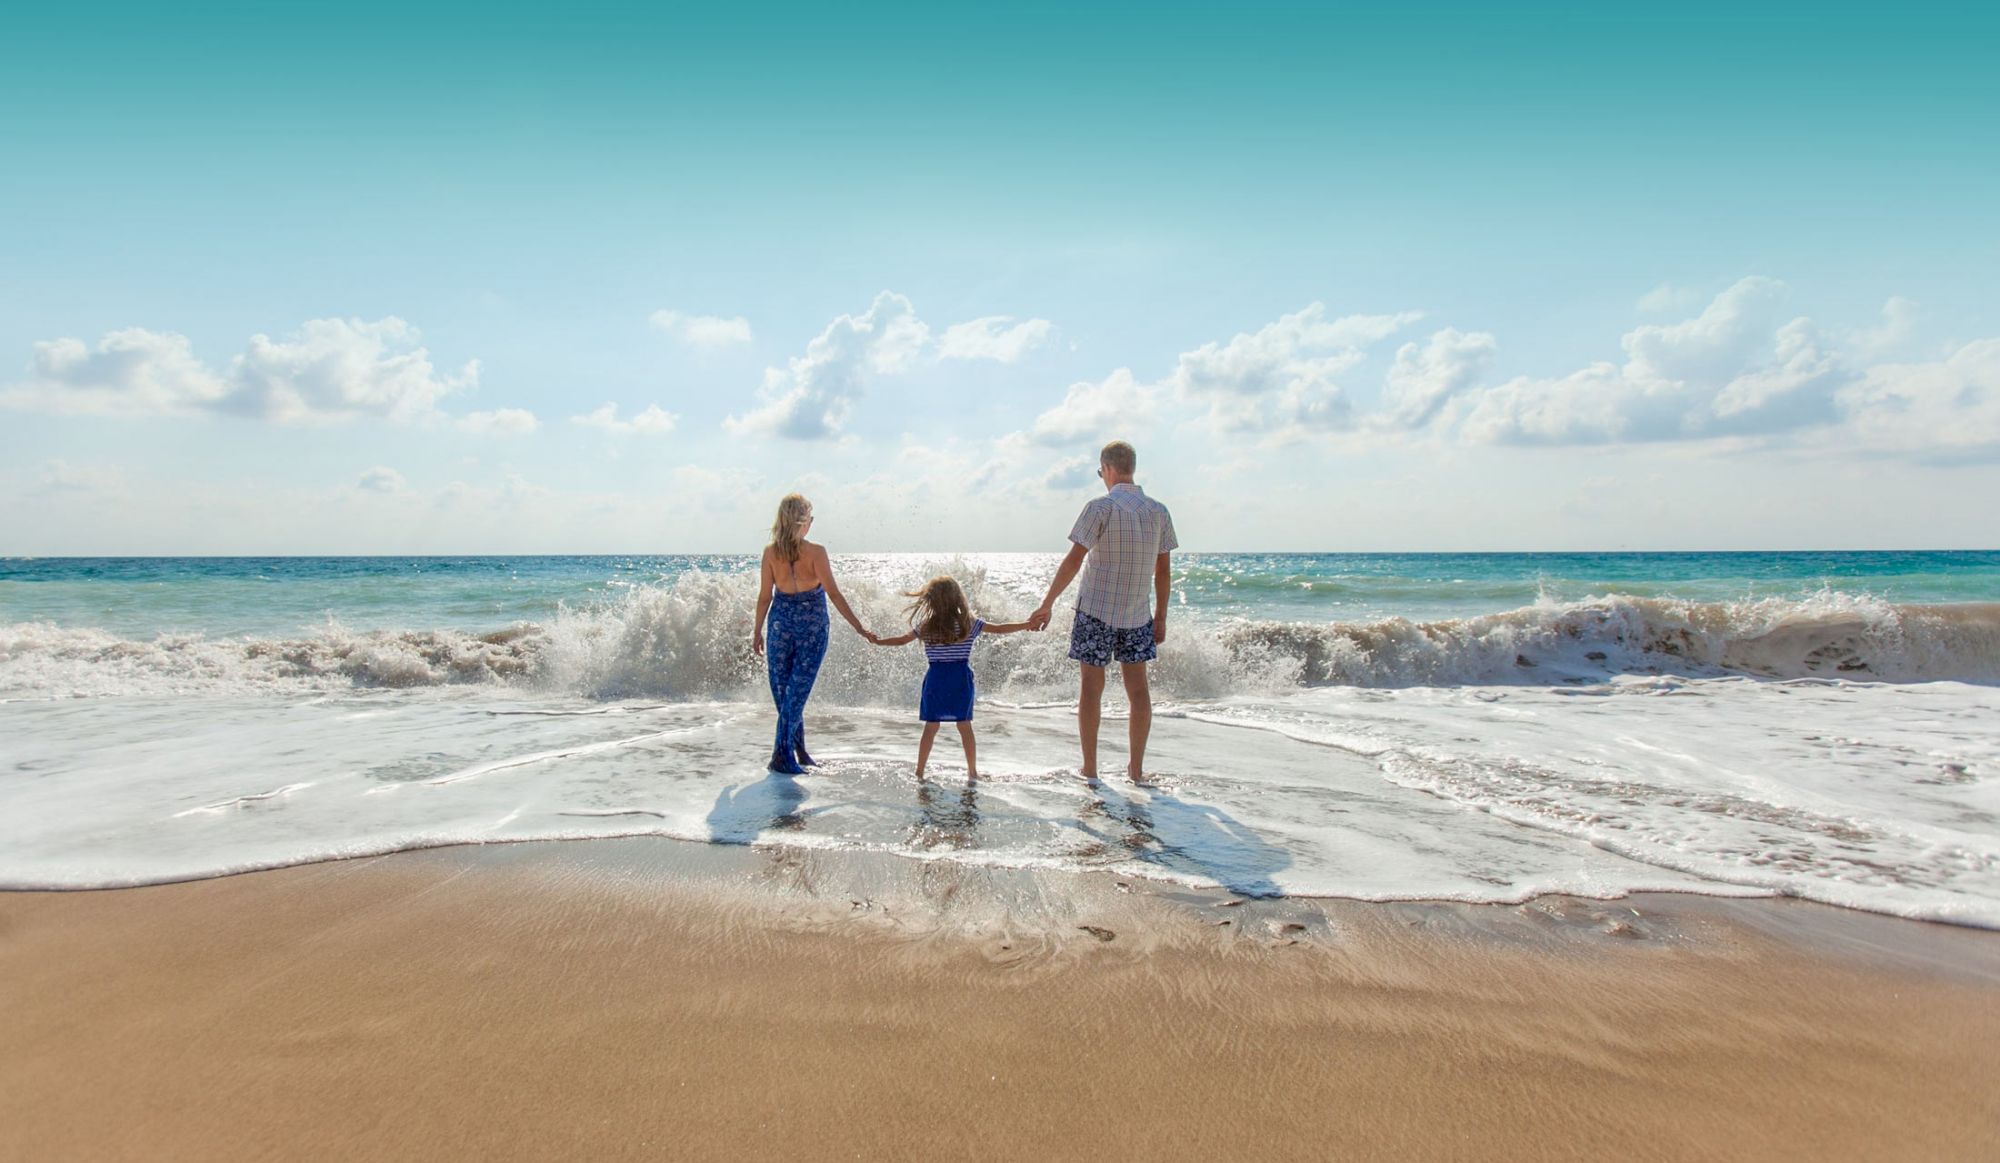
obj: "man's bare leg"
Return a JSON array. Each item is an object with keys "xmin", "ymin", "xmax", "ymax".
[
  {"xmin": 1121, "ymin": 661, "xmax": 1153, "ymax": 783},
  {"xmin": 1078, "ymin": 664, "xmax": 1106, "ymax": 780}
]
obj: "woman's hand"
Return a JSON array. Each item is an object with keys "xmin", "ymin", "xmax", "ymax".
[
  {"xmin": 861, "ymin": 628, "xmax": 881, "ymax": 645},
  {"xmin": 752, "ymin": 631, "xmax": 765, "ymax": 657}
]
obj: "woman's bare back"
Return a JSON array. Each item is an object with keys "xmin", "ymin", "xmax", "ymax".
[{"xmin": 767, "ymin": 541, "xmax": 826, "ymax": 594}]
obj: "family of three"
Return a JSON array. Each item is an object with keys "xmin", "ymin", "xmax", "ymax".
[{"xmin": 750, "ymin": 440, "xmax": 1178, "ymax": 783}]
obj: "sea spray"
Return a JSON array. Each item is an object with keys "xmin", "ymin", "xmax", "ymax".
[{"xmin": 7, "ymin": 572, "xmax": 1997, "ymax": 699}]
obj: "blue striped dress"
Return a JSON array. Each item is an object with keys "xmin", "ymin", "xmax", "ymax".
[{"xmin": 918, "ymin": 618, "xmax": 984, "ymax": 722}]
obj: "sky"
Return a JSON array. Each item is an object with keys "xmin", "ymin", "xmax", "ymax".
[{"xmin": 2, "ymin": 1, "xmax": 1997, "ymax": 554}]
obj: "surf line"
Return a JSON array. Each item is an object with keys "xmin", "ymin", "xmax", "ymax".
[{"xmin": 425, "ymin": 717, "xmax": 742, "ymax": 787}]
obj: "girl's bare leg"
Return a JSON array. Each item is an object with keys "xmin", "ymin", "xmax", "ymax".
[
  {"xmin": 956, "ymin": 722, "xmax": 978, "ymax": 780},
  {"xmin": 916, "ymin": 721, "xmax": 941, "ymax": 778}
]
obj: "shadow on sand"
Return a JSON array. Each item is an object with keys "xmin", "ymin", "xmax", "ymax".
[{"xmin": 1078, "ymin": 781, "xmax": 1292, "ymax": 898}]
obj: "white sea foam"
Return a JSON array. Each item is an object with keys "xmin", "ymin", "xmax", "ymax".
[
  {"xmin": 5, "ymin": 571, "xmax": 1996, "ymax": 700},
  {"xmin": 5, "ymin": 569, "xmax": 1997, "ymax": 925}
]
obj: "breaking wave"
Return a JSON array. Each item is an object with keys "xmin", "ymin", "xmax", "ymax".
[{"xmin": 4, "ymin": 566, "xmax": 1997, "ymax": 700}]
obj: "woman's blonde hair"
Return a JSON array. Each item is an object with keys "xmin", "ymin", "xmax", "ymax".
[
  {"xmin": 904, "ymin": 575, "xmax": 973, "ymax": 645},
  {"xmin": 769, "ymin": 494, "xmax": 812, "ymax": 563}
]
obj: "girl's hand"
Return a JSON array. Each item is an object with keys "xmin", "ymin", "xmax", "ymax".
[
  {"xmin": 861, "ymin": 629, "xmax": 881, "ymax": 645},
  {"xmin": 752, "ymin": 632, "xmax": 765, "ymax": 657}
]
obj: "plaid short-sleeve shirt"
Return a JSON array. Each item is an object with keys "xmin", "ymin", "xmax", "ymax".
[{"xmin": 1068, "ymin": 483, "xmax": 1178, "ymax": 629}]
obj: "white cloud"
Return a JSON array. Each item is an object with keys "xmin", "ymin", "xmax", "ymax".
[
  {"xmin": 1846, "ymin": 296, "xmax": 1920, "ymax": 360},
  {"xmin": 571, "ymin": 402, "xmax": 679, "ymax": 435},
  {"xmin": 726, "ymin": 291, "xmax": 927, "ymax": 440},
  {"xmin": 226, "ymin": 317, "xmax": 477, "ymax": 424},
  {"xmin": 938, "ymin": 316, "xmax": 1054, "ymax": 363},
  {"xmin": 1379, "ymin": 327, "xmax": 1498, "ymax": 429},
  {"xmin": 1834, "ymin": 338, "xmax": 2000, "ymax": 462},
  {"xmin": 459, "ymin": 408, "xmax": 541, "ymax": 436},
  {"xmin": 356, "ymin": 466, "xmax": 406, "ymax": 493},
  {"xmin": 649, "ymin": 309, "xmax": 754, "ymax": 349},
  {"xmin": 1169, "ymin": 304, "xmax": 1423, "ymax": 434},
  {"xmin": 1041, "ymin": 456, "xmax": 1097, "ymax": 490},
  {"xmin": 1457, "ymin": 278, "xmax": 1846, "ymax": 445},
  {"xmin": 33, "ymin": 459, "xmax": 125, "ymax": 494},
  {"xmin": 2, "ymin": 317, "xmax": 477, "ymax": 426},
  {"xmin": 3, "ymin": 329, "xmax": 228, "ymax": 416},
  {"xmin": 1026, "ymin": 369, "xmax": 1157, "ymax": 446}
]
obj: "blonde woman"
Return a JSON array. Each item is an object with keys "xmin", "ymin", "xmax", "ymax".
[{"xmin": 751, "ymin": 494, "xmax": 870, "ymax": 774}]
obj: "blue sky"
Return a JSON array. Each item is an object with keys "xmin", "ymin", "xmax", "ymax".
[{"xmin": 3, "ymin": 1, "xmax": 1997, "ymax": 552}]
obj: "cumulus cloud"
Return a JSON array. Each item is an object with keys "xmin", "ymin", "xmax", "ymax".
[
  {"xmin": 1834, "ymin": 339, "xmax": 2000, "ymax": 462},
  {"xmin": 459, "ymin": 408, "xmax": 541, "ymax": 436},
  {"xmin": 1169, "ymin": 304, "xmax": 1423, "ymax": 434},
  {"xmin": 1026, "ymin": 369, "xmax": 1157, "ymax": 445},
  {"xmin": 1041, "ymin": 456, "xmax": 1098, "ymax": 490},
  {"xmin": 571, "ymin": 402, "xmax": 679, "ymax": 435},
  {"xmin": 1458, "ymin": 278, "xmax": 1844, "ymax": 445},
  {"xmin": 226, "ymin": 317, "xmax": 477, "ymax": 423},
  {"xmin": 356, "ymin": 466, "xmax": 407, "ymax": 493},
  {"xmin": 1378, "ymin": 328, "xmax": 1499, "ymax": 429},
  {"xmin": 726, "ymin": 291, "xmax": 928, "ymax": 440},
  {"xmin": 3, "ymin": 329, "xmax": 229, "ymax": 416},
  {"xmin": 938, "ymin": 316, "xmax": 1054, "ymax": 363},
  {"xmin": 3, "ymin": 317, "xmax": 480, "ymax": 425},
  {"xmin": 649, "ymin": 309, "xmax": 754, "ymax": 348}
]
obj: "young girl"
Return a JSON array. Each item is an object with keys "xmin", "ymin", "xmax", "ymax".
[{"xmin": 866, "ymin": 576, "xmax": 1031, "ymax": 780}]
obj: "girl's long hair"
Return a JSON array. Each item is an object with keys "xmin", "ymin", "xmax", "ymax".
[
  {"xmin": 769, "ymin": 494, "xmax": 812, "ymax": 563},
  {"xmin": 904, "ymin": 575, "xmax": 973, "ymax": 645}
]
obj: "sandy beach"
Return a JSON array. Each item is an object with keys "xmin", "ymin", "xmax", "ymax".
[{"xmin": 4, "ymin": 837, "xmax": 1997, "ymax": 1162}]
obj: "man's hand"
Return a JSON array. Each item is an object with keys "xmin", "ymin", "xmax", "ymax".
[
  {"xmin": 1028, "ymin": 605, "xmax": 1052, "ymax": 631},
  {"xmin": 1154, "ymin": 614, "xmax": 1167, "ymax": 646}
]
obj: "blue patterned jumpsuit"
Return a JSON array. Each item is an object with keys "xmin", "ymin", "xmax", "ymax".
[{"xmin": 764, "ymin": 585, "xmax": 828, "ymax": 774}]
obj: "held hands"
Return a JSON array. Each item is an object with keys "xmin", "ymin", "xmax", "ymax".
[
  {"xmin": 1027, "ymin": 605, "xmax": 1053, "ymax": 632},
  {"xmin": 861, "ymin": 628, "xmax": 883, "ymax": 645}
]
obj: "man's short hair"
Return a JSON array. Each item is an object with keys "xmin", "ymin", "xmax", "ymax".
[{"xmin": 1099, "ymin": 441, "xmax": 1137, "ymax": 475}]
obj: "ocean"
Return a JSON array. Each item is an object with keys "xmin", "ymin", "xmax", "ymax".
[{"xmin": 4, "ymin": 551, "xmax": 1998, "ymax": 925}]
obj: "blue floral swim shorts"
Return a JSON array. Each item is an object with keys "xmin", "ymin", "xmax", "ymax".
[{"xmin": 1068, "ymin": 610, "xmax": 1157, "ymax": 667}]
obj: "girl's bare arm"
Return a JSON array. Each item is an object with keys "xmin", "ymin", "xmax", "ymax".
[
  {"xmin": 871, "ymin": 630, "xmax": 919, "ymax": 646},
  {"xmin": 980, "ymin": 620, "xmax": 1035, "ymax": 635}
]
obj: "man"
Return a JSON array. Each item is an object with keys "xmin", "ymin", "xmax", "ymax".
[{"xmin": 1029, "ymin": 440, "xmax": 1177, "ymax": 783}]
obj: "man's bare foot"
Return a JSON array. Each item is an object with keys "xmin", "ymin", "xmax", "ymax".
[
  {"xmin": 1079, "ymin": 767, "xmax": 1099, "ymax": 783},
  {"xmin": 967, "ymin": 769, "xmax": 980, "ymax": 781},
  {"xmin": 915, "ymin": 766, "xmax": 928, "ymax": 780}
]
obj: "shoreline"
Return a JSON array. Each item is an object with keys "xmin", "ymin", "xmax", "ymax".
[{"xmin": 5, "ymin": 838, "xmax": 1998, "ymax": 1160}]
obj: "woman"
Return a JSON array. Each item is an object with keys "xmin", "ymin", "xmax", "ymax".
[{"xmin": 752, "ymin": 494, "xmax": 870, "ymax": 774}]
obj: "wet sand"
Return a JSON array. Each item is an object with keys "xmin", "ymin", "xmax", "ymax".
[{"xmin": 4, "ymin": 838, "xmax": 1998, "ymax": 1161}]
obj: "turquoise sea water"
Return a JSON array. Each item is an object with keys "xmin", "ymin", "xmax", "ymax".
[
  {"xmin": 5, "ymin": 551, "xmax": 1997, "ymax": 639},
  {"xmin": 4, "ymin": 549, "xmax": 1997, "ymax": 923}
]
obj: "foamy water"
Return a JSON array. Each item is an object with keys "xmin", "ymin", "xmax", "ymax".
[{"xmin": 3, "ymin": 554, "xmax": 1997, "ymax": 926}]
